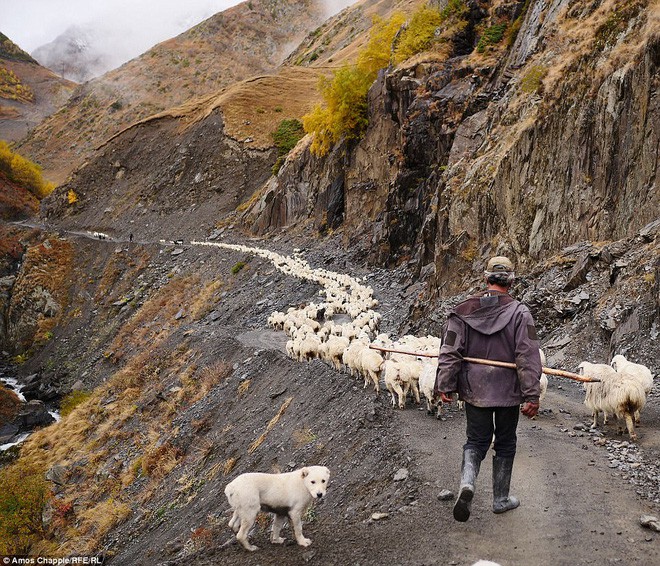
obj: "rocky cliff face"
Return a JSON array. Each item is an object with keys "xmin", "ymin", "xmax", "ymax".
[{"xmin": 250, "ymin": 0, "xmax": 659, "ymax": 292}]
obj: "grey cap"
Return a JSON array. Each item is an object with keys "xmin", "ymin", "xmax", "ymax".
[{"xmin": 486, "ymin": 256, "xmax": 514, "ymax": 272}]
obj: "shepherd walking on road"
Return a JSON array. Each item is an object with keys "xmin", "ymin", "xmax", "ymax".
[{"xmin": 434, "ymin": 256, "xmax": 542, "ymax": 522}]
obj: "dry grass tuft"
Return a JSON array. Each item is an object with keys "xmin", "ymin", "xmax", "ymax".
[
  {"xmin": 108, "ymin": 275, "xmax": 196, "ymax": 363},
  {"xmin": 172, "ymin": 357, "xmax": 232, "ymax": 408},
  {"xmin": 292, "ymin": 427, "xmax": 318, "ymax": 448},
  {"xmin": 142, "ymin": 441, "xmax": 183, "ymax": 479},
  {"xmin": 223, "ymin": 457, "xmax": 238, "ymax": 476},
  {"xmin": 248, "ymin": 397, "xmax": 294, "ymax": 454},
  {"xmin": 76, "ymin": 498, "xmax": 131, "ymax": 549},
  {"xmin": 190, "ymin": 280, "xmax": 223, "ymax": 320},
  {"xmin": 237, "ymin": 379, "xmax": 251, "ymax": 396}
]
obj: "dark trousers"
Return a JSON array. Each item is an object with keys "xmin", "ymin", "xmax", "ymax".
[{"xmin": 464, "ymin": 403, "xmax": 520, "ymax": 460}]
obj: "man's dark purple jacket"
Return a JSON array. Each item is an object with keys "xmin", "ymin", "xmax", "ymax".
[{"xmin": 434, "ymin": 290, "xmax": 542, "ymax": 407}]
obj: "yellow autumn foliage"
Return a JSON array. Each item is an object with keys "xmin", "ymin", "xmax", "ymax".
[{"xmin": 0, "ymin": 140, "xmax": 55, "ymax": 198}]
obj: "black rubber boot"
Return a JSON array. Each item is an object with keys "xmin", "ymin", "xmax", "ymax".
[
  {"xmin": 453, "ymin": 449, "xmax": 481, "ymax": 522},
  {"xmin": 492, "ymin": 456, "xmax": 520, "ymax": 514}
]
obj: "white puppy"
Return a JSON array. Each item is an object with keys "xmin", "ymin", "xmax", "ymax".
[{"xmin": 225, "ymin": 465, "xmax": 330, "ymax": 551}]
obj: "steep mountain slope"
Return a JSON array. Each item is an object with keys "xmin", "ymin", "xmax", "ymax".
[
  {"xmin": 0, "ymin": 171, "xmax": 39, "ymax": 220},
  {"xmin": 15, "ymin": 0, "xmax": 331, "ymax": 184},
  {"xmin": 0, "ymin": 33, "xmax": 76, "ymax": 142},
  {"xmin": 252, "ymin": 0, "xmax": 659, "ymax": 289},
  {"xmin": 1, "ymin": 0, "xmax": 659, "ymax": 561},
  {"xmin": 37, "ymin": 0, "xmax": 428, "ymax": 238},
  {"xmin": 37, "ymin": 0, "xmax": 660, "ymax": 354}
]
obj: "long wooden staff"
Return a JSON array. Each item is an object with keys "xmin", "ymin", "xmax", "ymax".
[{"xmin": 368, "ymin": 345, "xmax": 600, "ymax": 383}]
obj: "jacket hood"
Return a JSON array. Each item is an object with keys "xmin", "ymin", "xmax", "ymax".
[{"xmin": 452, "ymin": 295, "xmax": 520, "ymax": 336}]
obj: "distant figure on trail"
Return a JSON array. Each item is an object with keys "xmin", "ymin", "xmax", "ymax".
[
  {"xmin": 434, "ymin": 256, "xmax": 542, "ymax": 522},
  {"xmin": 129, "ymin": 233, "xmax": 133, "ymax": 243}
]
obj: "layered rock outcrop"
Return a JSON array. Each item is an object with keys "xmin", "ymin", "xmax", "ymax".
[{"xmin": 250, "ymin": 0, "xmax": 659, "ymax": 295}]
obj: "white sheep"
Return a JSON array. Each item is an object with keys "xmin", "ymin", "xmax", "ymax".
[
  {"xmin": 580, "ymin": 361, "xmax": 646, "ymax": 441},
  {"xmin": 322, "ymin": 335, "xmax": 349, "ymax": 371},
  {"xmin": 298, "ymin": 332, "xmax": 322, "ymax": 362},
  {"xmin": 383, "ymin": 360, "xmax": 407, "ymax": 409},
  {"xmin": 387, "ymin": 354, "xmax": 421, "ymax": 405},
  {"xmin": 418, "ymin": 361, "xmax": 442, "ymax": 418},
  {"xmin": 383, "ymin": 359, "xmax": 420, "ymax": 409},
  {"xmin": 357, "ymin": 347, "xmax": 384, "ymax": 394},
  {"xmin": 267, "ymin": 311, "xmax": 286, "ymax": 330},
  {"xmin": 611, "ymin": 354, "xmax": 654, "ymax": 424},
  {"xmin": 342, "ymin": 337, "xmax": 369, "ymax": 377}
]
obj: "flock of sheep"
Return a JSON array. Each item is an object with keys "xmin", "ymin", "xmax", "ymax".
[
  {"xmin": 192, "ymin": 240, "xmax": 448, "ymax": 414},
  {"xmin": 191, "ymin": 241, "xmax": 655, "ymax": 442},
  {"xmin": 579, "ymin": 355, "xmax": 654, "ymax": 441}
]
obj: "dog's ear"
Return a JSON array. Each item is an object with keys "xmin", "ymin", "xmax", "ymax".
[{"xmin": 301, "ymin": 468, "xmax": 309, "ymax": 478}]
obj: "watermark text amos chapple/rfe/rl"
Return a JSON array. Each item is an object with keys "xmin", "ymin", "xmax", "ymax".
[{"xmin": 2, "ymin": 557, "xmax": 104, "ymax": 565}]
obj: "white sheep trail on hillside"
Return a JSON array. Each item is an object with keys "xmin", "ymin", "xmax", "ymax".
[{"xmin": 191, "ymin": 241, "xmax": 442, "ymax": 409}]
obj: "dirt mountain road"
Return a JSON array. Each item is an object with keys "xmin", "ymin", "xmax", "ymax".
[
  {"xmin": 394, "ymin": 386, "xmax": 660, "ymax": 566},
  {"xmin": 204, "ymin": 353, "xmax": 660, "ymax": 566}
]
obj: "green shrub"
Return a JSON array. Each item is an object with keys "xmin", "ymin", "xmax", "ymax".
[
  {"xmin": 272, "ymin": 119, "xmax": 305, "ymax": 156},
  {"xmin": 477, "ymin": 23, "xmax": 507, "ymax": 53},
  {"xmin": 231, "ymin": 262, "xmax": 246, "ymax": 275},
  {"xmin": 520, "ymin": 65, "xmax": 547, "ymax": 93},
  {"xmin": 272, "ymin": 156, "xmax": 286, "ymax": 175},
  {"xmin": 59, "ymin": 389, "xmax": 92, "ymax": 417},
  {"xmin": 0, "ymin": 464, "xmax": 47, "ymax": 554}
]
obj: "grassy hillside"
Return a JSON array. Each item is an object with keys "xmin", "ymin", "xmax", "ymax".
[
  {"xmin": 15, "ymin": 0, "xmax": 330, "ymax": 184},
  {"xmin": 0, "ymin": 33, "xmax": 37, "ymax": 64},
  {"xmin": 0, "ymin": 33, "xmax": 76, "ymax": 143}
]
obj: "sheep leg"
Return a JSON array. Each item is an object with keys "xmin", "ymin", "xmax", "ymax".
[
  {"xmin": 634, "ymin": 409, "xmax": 641, "ymax": 425},
  {"xmin": 369, "ymin": 370, "xmax": 380, "ymax": 394},
  {"xmin": 624, "ymin": 413, "xmax": 637, "ymax": 441},
  {"xmin": 393, "ymin": 382, "xmax": 405, "ymax": 409},
  {"xmin": 603, "ymin": 411, "xmax": 608, "ymax": 425},
  {"xmin": 402, "ymin": 381, "xmax": 410, "ymax": 402},
  {"xmin": 411, "ymin": 382, "xmax": 420, "ymax": 404},
  {"xmin": 386, "ymin": 384, "xmax": 397, "ymax": 407},
  {"xmin": 591, "ymin": 411, "xmax": 598, "ymax": 428}
]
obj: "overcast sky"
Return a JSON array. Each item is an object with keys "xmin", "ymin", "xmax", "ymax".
[{"xmin": 1, "ymin": 0, "xmax": 243, "ymax": 53}]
